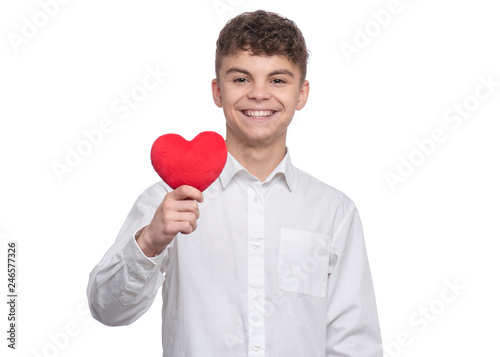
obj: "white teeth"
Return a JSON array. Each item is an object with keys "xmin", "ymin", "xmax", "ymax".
[{"xmin": 243, "ymin": 110, "xmax": 275, "ymax": 118}]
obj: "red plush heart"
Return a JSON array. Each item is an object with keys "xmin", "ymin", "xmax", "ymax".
[{"xmin": 151, "ymin": 131, "xmax": 227, "ymax": 192}]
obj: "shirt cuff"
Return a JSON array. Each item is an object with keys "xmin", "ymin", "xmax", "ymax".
[{"xmin": 121, "ymin": 227, "xmax": 164, "ymax": 281}]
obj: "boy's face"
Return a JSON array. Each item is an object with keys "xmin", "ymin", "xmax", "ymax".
[{"xmin": 212, "ymin": 51, "xmax": 309, "ymax": 151}]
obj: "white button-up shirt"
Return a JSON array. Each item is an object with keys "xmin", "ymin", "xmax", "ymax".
[{"xmin": 87, "ymin": 152, "xmax": 382, "ymax": 356}]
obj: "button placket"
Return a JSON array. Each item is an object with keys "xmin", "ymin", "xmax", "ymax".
[{"xmin": 247, "ymin": 181, "xmax": 265, "ymax": 355}]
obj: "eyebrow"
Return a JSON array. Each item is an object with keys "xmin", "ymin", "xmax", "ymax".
[
  {"xmin": 225, "ymin": 67, "xmax": 295, "ymax": 78},
  {"xmin": 269, "ymin": 69, "xmax": 295, "ymax": 78},
  {"xmin": 225, "ymin": 67, "xmax": 251, "ymax": 76}
]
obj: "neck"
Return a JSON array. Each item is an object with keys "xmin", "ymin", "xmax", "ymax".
[{"xmin": 226, "ymin": 137, "xmax": 286, "ymax": 182}]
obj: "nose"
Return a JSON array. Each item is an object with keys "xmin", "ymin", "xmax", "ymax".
[{"xmin": 247, "ymin": 81, "xmax": 271, "ymax": 101}]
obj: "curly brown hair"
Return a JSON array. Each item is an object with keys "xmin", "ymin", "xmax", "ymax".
[{"xmin": 215, "ymin": 10, "xmax": 309, "ymax": 83}]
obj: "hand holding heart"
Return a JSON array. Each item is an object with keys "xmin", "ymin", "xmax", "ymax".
[
  {"xmin": 136, "ymin": 185, "xmax": 204, "ymax": 257},
  {"xmin": 137, "ymin": 132, "xmax": 227, "ymax": 257}
]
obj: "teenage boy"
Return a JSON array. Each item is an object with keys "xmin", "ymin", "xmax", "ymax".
[{"xmin": 87, "ymin": 10, "xmax": 382, "ymax": 357}]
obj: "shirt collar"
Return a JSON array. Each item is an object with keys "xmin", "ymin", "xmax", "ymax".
[{"xmin": 219, "ymin": 148, "xmax": 295, "ymax": 192}]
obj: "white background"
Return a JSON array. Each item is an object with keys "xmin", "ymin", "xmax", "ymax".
[{"xmin": 1, "ymin": 0, "xmax": 499, "ymax": 356}]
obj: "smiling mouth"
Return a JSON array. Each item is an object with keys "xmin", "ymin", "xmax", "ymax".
[{"xmin": 241, "ymin": 109, "xmax": 276, "ymax": 119}]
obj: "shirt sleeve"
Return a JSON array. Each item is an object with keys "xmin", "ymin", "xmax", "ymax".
[
  {"xmin": 86, "ymin": 182, "xmax": 170, "ymax": 326},
  {"xmin": 325, "ymin": 196, "xmax": 383, "ymax": 356}
]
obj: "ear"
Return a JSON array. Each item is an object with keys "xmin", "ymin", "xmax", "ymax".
[
  {"xmin": 212, "ymin": 79, "xmax": 223, "ymax": 108},
  {"xmin": 296, "ymin": 80, "xmax": 310, "ymax": 111}
]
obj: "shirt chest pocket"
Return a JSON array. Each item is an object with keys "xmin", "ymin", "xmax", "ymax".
[{"xmin": 278, "ymin": 229, "xmax": 331, "ymax": 298}]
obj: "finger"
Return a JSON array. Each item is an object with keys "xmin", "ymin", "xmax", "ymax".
[
  {"xmin": 167, "ymin": 211, "xmax": 198, "ymax": 224},
  {"xmin": 173, "ymin": 220, "xmax": 197, "ymax": 235},
  {"xmin": 168, "ymin": 185, "xmax": 204, "ymax": 203},
  {"xmin": 163, "ymin": 200, "xmax": 200, "ymax": 218}
]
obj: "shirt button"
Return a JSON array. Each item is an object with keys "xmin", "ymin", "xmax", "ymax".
[
  {"xmin": 253, "ymin": 243, "xmax": 260, "ymax": 250},
  {"xmin": 253, "ymin": 344, "xmax": 261, "ymax": 351},
  {"xmin": 253, "ymin": 294, "xmax": 260, "ymax": 301},
  {"xmin": 253, "ymin": 196, "xmax": 259, "ymax": 203}
]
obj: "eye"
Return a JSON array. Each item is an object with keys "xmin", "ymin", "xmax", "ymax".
[
  {"xmin": 271, "ymin": 78, "xmax": 286, "ymax": 84},
  {"xmin": 234, "ymin": 77, "xmax": 248, "ymax": 83}
]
